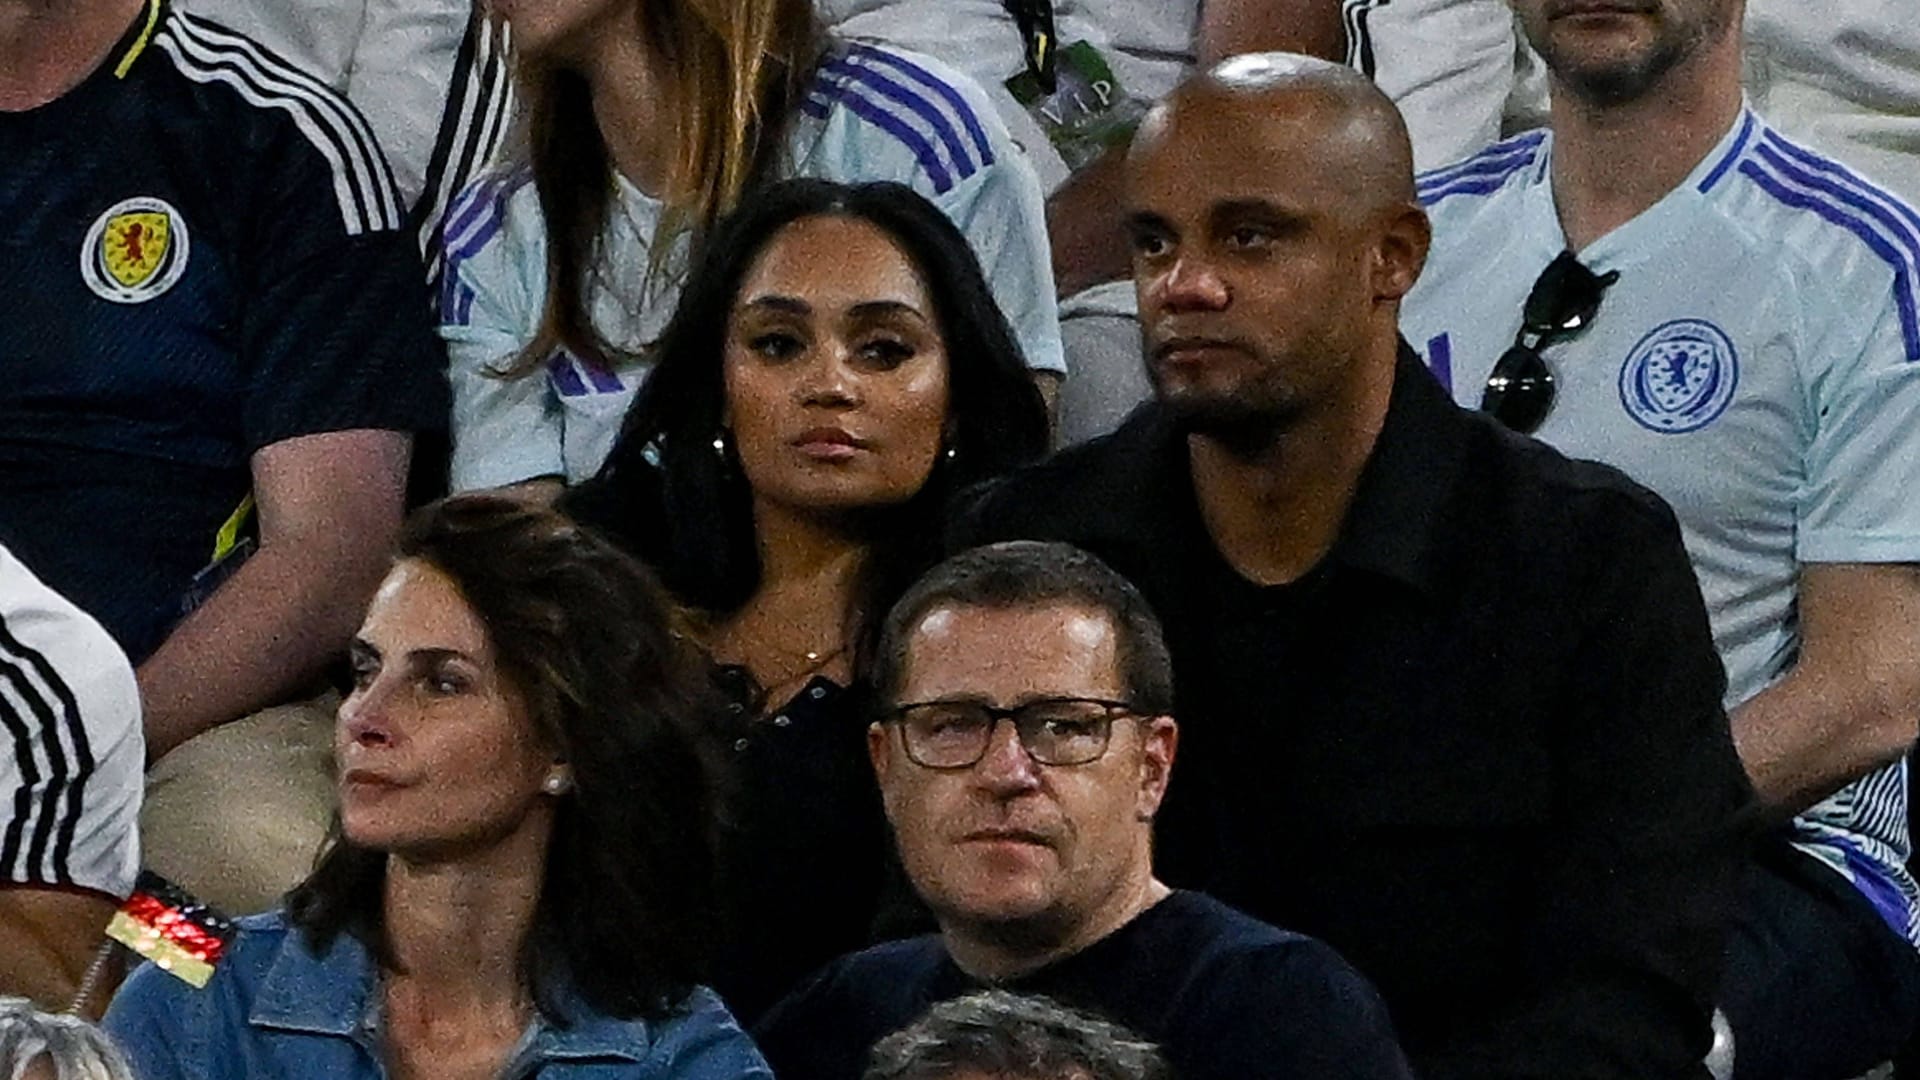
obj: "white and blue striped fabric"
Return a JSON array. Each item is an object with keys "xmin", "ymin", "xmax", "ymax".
[
  {"xmin": 438, "ymin": 40, "xmax": 1063, "ymax": 492},
  {"xmin": 1403, "ymin": 107, "xmax": 1920, "ymax": 947}
]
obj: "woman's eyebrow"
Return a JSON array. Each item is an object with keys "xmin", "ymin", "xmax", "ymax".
[
  {"xmin": 740, "ymin": 294, "xmax": 811, "ymax": 315},
  {"xmin": 404, "ymin": 647, "xmax": 475, "ymax": 666},
  {"xmin": 846, "ymin": 299, "xmax": 925, "ymax": 321}
]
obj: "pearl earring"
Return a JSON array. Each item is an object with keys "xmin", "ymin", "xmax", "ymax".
[{"xmin": 543, "ymin": 773, "xmax": 571, "ymax": 796}]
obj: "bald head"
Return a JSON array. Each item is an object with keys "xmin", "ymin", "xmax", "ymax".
[
  {"xmin": 1134, "ymin": 52, "xmax": 1417, "ymax": 215},
  {"xmin": 1121, "ymin": 52, "xmax": 1431, "ymax": 443}
]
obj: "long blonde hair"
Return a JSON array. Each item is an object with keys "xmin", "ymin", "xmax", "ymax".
[{"xmin": 507, "ymin": 0, "xmax": 821, "ymax": 376}]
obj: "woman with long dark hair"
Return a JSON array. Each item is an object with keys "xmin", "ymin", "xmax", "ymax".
[
  {"xmin": 106, "ymin": 494, "xmax": 765, "ymax": 1080},
  {"xmin": 442, "ymin": 0, "xmax": 1062, "ymax": 493},
  {"xmin": 564, "ymin": 177, "xmax": 1051, "ymax": 1022}
]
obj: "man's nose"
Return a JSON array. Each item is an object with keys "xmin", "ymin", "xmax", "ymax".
[
  {"xmin": 1152, "ymin": 254, "xmax": 1231, "ymax": 313},
  {"xmin": 972, "ymin": 718, "xmax": 1043, "ymax": 794}
]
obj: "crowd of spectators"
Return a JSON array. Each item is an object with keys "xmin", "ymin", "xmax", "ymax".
[{"xmin": 4, "ymin": 0, "xmax": 1920, "ymax": 1078}]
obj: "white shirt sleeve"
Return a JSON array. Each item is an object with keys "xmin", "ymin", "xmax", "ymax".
[
  {"xmin": 0, "ymin": 547, "xmax": 143, "ymax": 899},
  {"xmin": 1797, "ymin": 281, "xmax": 1920, "ymax": 563},
  {"xmin": 931, "ymin": 151, "xmax": 1069, "ymax": 375}
]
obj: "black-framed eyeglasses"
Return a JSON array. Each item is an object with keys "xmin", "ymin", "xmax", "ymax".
[
  {"xmin": 1481, "ymin": 250, "xmax": 1621, "ymax": 434},
  {"xmin": 886, "ymin": 697, "xmax": 1137, "ymax": 769}
]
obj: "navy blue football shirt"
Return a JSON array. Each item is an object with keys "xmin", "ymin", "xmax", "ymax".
[{"xmin": 0, "ymin": 0, "xmax": 447, "ymax": 662}]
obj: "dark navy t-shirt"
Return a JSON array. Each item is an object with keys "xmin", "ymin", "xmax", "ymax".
[
  {"xmin": 754, "ymin": 889, "xmax": 1414, "ymax": 1080},
  {"xmin": 0, "ymin": 0, "xmax": 446, "ymax": 661}
]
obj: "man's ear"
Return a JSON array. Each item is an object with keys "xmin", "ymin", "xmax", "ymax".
[
  {"xmin": 1137, "ymin": 717, "xmax": 1179, "ymax": 820},
  {"xmin": 1373, "ymin": 202, "xmax": 1431, "ymax": 303}
]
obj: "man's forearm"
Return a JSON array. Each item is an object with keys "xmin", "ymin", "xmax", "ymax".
[
  {"xmin": 0, "ymin": 890, "xmax": 119, "ymax": 1015},
  {"xmin": 138, "ymin": 540, "xmax": 386, "ymax": 761},
  {"xmin": 1732, "ymin": 670, "xmax": 1916, "ymax": 815}
]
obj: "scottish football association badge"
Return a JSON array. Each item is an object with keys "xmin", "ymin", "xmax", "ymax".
[
  {"xmin": 1618, "ymin": 318, "xmax": 1738, "ymax": 434},
  {"xmin": 81, "ymin": 197, "xmax": 190, "ymax": 304}
]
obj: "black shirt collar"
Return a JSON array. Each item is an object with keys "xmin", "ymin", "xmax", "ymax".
[
  {"xmin": 1326, "ymin": 342, "xmax": 1471, "ymax": 595},
  {"xmin": 1074, "ymin": 341, "xmax": 1468, "ymax": 598}
]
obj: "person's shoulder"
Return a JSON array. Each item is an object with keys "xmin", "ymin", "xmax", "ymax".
[
  {"xmin": 1151, "ymin": 891, "xmax": 1362, "ymax": 976},
  {"xmin": 0, "ymin": 544, "xmax": 140, "ymax": 741},
  {"xmin": 786, "ymin": 934, "xmax": 947, "ymax": 1008},
  {"xmin": 1700, "ymin": 115, "xmax": 1920, "ymax": 330},
  {"xmin": 140, "ymin": 7, "xmax": 404, "ymax": 237},
  {"xmin": 0, "ymin": 544, "xmax": 143, "ymax": 893},
  {"xmin": 752, "ymin": 937, "xmax": 944, "ymax": 1079},
  {"xmin": 109, "ymin": 911, "xmax": 292, "ymax": 1036},
  {"xmin": 795, "ymin": 38, "xmax": 1010, "ymax": 198},
  {"xmin": 1460, "ymin": 410, "xmax": 1684, "ymax": 549},
  {"xmin": 757, "ymin": 936, "xmax": 945, "ymax": 1034},
  {"xmin": 1145, "ymin": 893, "xmax": 1407, "ymax": 1072},
  {"xmin": 1416, "ymin": 129, "xmax": 1550, "ymax": 226},
  {"xmin": 438, "ymin": 162, "xmax": 541, "ymax": 291},
  {"xmin": 634, "ymin": 985, "xmax": 773, "ymax": 1077},
  {"xmin": 957, "ymin": 410, "xmax": 1166, "ymax": 537}
]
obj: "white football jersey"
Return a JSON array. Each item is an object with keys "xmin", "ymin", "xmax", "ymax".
[
  {"xmin": 441, "ymin": 41, "xmax": 1064, "ymax": 490},
  {"xmin": 0, "ymin": 545, "xmax": 143, "ymax": 899},
  {"xmin": 1746, "ymin": 0, "xmax": 1920, "ymax": 208},
  {"xmin": 1404, "ymin": 109, "xmax": 1920, "ymax": 946},
  {"xmin": 173, "ymin": 0, "xmax": 516, "ymax": 284}
]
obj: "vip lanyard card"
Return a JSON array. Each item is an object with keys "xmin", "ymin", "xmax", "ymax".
[{"xmin": 1005, "ymin": 40, "xmax": 1149, "ymax": 172}]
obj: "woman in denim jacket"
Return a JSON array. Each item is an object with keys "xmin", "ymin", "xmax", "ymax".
[{"xmin": 105, "ymin": 494, "xmax": 770, "ymax": 1080}]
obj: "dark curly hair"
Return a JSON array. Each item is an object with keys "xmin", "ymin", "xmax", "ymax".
[{"xmin": 287, "ymin": 492, "xmax": 724, "ymax": 1021}]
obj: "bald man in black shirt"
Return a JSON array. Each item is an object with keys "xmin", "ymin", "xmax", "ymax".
[{"xmin": 953, "ymin": 53, "xmax": 1756, "ymax": 1080}]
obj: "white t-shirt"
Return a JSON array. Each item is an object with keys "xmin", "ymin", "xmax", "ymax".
[
  {"xmin": 0, "ymin": 545, "xmax": 143, "ymax": 900},
  {"xmin": 1746, "ymin": 0, "xmax": 1920, "ymax": 209},
  {"xmin": 1343, "ymin": 0, "xmax": 1547, "ymax": 171},
  {"xmin": 173, "ymin": 0, "xmax": 516, "ymax": 283},
  {"xmin": 1403, "ymin": 109, "xmax": 1920, "ymax": 945},
  {"xmin": 440, "ymin": 41, "xmax": 1065, "ymax": 490}
]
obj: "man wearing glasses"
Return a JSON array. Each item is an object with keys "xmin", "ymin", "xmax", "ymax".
[
  {"xmin": 1400, "ymin": 1, "xmax": 1920, "ymax": 1075},
  {"xmin": 754, "ymin": 540, "xmax": 1413, "ymax": 1080},
  {"xmin": 951, "ymin": 54, "xmax": 1755, "ymax": 1078}
]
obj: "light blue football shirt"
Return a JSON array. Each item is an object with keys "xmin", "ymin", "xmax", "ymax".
[{"xmin": 1403, "ymin": 108, "xmax": 1920, "ymax": 946}]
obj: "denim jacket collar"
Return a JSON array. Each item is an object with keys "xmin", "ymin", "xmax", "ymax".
[{"xmin": 247, "ymin": 922, "xmax": 654, "ymax": 1065}]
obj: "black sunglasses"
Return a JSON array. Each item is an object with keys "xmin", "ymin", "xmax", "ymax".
[{"xmin": 1481, "ymin": 251, "xmax": 1621, "ymax": 434}]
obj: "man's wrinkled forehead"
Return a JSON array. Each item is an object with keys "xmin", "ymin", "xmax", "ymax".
[{"xmin": 1127, "ymin": 90, "xmax": 1343, "ymax": 219}]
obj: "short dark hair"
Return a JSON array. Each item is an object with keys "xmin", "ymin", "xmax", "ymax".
[
  {"xmin": 872, "ymin": 541, "xmax": 1174, "ymax": 714},
  {"xmin": 568, "ymin": 178, "xmax": 1050, "ymax": 673},
  {"xmin": 287, "ymin": 493, "xmax": 723, "ymax": 1022},
  {"xmin": 864, "ymin": 991, "xmax": 1173, "ymax": 1080}
]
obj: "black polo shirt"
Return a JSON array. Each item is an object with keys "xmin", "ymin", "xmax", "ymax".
[{"xmin": 952, "ymin": 347, "xmax": 1756, "ymax": 1080}]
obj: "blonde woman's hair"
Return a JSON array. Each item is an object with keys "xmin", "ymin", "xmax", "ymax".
[
  {"xmin": 0, "ymin": 998, "xmax": 134, "ymax": 1080},
  {"xmin": 506, "ymin": 0, "xmax": 821, "ymax": 377}
]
